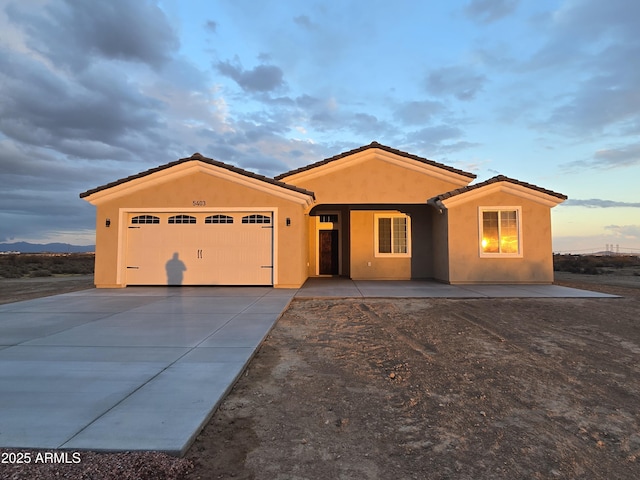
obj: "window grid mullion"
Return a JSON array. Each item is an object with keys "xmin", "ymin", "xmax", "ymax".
[{"xmin": 497, "ymin": 211, "xmax": 502, "ymax": 254}]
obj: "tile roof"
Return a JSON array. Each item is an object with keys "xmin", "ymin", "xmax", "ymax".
[
  {"xmin": 79, "ymin": 153, "xmax": 315, "ymax": 199},
  {"xmin": 431, "ymin": 175, "xmax": 568, "ymax": 202},
  {"xmin": 274, "ymin": 141, "xmax": 477, "ymax": 180}
]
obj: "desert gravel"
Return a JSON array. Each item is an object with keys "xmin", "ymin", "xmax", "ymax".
[{"xmin": 1, "ymin": 450, "xmax": 193, "ymax": 480}]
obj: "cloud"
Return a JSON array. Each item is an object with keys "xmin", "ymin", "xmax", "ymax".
[
  {"xmin": 0, "ymin": 51, "xmax": 165, "ymax": 159},
  {"xmin": 562, "ymin": 142, "xmax": 640, "ymax": 171},
  {"xmin": 604, "ymin": 225, "xmax": 640, "ymax": 240},
  {"xmin": 538, "ymin": 0, "xmax": 640, "ymax": 58},
  {"xmin": 256, "ymin": 91, "xmax": 399, "ymax": 141},
  {"xmin": 437, "ymin": 141, "xmax": 482, "ymax": 154},
  {"xmin": 347, "ymin": 113, "xmax": 395, "ymax": 137},
  {"xmin": 400, "ymin": 125, "xmax": 480, "ymax": 157},
  {"xmin": 425, "ymin": 66, "xmax": 486, "ymax": 101},
  {"xmin": 593, "ymin": 144, "xmax": 640, "ymax": 168},
  {"xmin": 546, "ymin": 55, "xmax": 640, "ymax": 136},
  {"xmin": 6, "ymin": 0, "xmax": 179, "ymax": 70},
  {"xmin": 293, "ymin": 15, "xmax": 315, "ymax": 29},
  {"xmin": 297, "ymin": 96, "xmax": 340, "ymax": 132},
  {"xmin": 394, "ymin": 100, "xmax": 446, "ymax": 126},
  {"xmin": 0, "ymin": 140, "xmax": 116, "ymax": 243},
  {"xmin": 406, "ymin": 125, "xmax": 464, "ymax": 144},
  {"xmin": 562, "ymin": 199, "xmax": 640, "ymax": 208},
  {"xmin": 205, "ymin": 20, "xmax": 217, "ymax": 33},
  {"xmin": 216, "ymin": 60, "xmax": 285, "ymax": 93},
  {"xmin": 0, "ymin": 0, "xmax": 307, "ymax": 242},
  {"xmin": 464, "ymin": 0, "xmax": 520, "ymax": 24},
  {"xmin": 526, "ymin": 0, "xmax": 640, "ymax": 137},
  {"xmin": 452, "ymin": 159, "xmax": 494, "ymax": 174},
  {"xmin": 203, "ymin": 134, "xmax": 330, "ymax": 177},
  {"xmin": 0, "ymin": 0, "xmax": 203, "ymax": 169},
  {"xmin": 526, "ymin": 0, "xmax": 640, "ymax": 71}
]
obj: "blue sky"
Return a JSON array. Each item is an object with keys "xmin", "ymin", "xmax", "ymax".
[{"xmin": 0, "ymin": 0, "xmax": 638, "ymax": 253}]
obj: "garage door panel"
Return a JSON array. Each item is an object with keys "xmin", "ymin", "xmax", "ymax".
[
  {"xmin": 126, "ymin": 224, "xmax": 175, "ymax": 285},
  {"xmin": 126, "ymin": 212, "xmax": 273, "ymax": 286},
  {"xmin": 187, "ymin": 223, "xmax": 272, "ymax": 285}
]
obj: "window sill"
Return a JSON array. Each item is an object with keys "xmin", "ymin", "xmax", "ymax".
[{"xmin": 479, "ymin": 253, "xmax": 523, "ymax": 259}]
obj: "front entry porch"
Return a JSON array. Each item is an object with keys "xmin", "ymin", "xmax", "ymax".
[{"xmin": 308, "ymin": 204, "xmax": 437, "ymax": 280}]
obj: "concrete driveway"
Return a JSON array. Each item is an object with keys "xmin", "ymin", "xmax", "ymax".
[{"xmin": 0, "ymin": 286, "xmax": 295, "ymax": 455}]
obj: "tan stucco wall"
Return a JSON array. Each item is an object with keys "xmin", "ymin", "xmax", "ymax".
[
  {"xmin": 340, "ymin": 207, "xmax": 351, "ymax": 277},
  {"xmin": 290, "ymin": 156, "xmax": 468, "ymax": 205},
  {"xmin": 349, "ymin": 210, "xmax": 412, "ymax": 280},
  {"xmin": 290, "ymin": 153, "xmax": 466, "ymax": 281},
  {"xmin": 91, "ymin": 169, "xmax": 309, "ymax": 288},
  {"xmin": 445, "ymin": 191, "xmax": 555, "ymax": 284},
  {"xmin": 93, "ymin": 208, "xmax": 121, "ymax": 288},
  {"xmin": 307, "ymin": 212, "xmax": 318, "ymax": 276}
]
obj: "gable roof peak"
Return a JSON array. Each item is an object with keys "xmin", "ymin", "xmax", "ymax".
[
  {"xmin": 275, "ymin": 142, "xmax": 476, "ymax": 180},
  {"xmin": 79, "ymin": 153, "xmax": 315, "ymax": 200},
  {"xmin": 481, "ymin": 175, "xmax": 566, "ymax": 199},
  {"xmin": 430, "ymin": 174, "xmax": 567, "ymax": 205}
]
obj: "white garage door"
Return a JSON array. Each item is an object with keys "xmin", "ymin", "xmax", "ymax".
[{"xmin": 125, "ymin": 212, "xmax": 273, "ymax": 285}]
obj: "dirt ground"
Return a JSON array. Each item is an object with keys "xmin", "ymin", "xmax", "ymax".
[
  {"xmin": 187, "ymin": 276, "xmax": 640, "ymax": 480},
  {"xmin": 0, "ymin": 274, "xmax": 94, "ymax": 305},
  {"xmin": 1, "ymin": 274, "xmax": 639, "ymax": 479}
]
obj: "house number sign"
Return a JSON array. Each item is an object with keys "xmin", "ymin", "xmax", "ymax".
[{"xmin": 192, "ymin": 200, "xmax": 206, "ymax": 206}]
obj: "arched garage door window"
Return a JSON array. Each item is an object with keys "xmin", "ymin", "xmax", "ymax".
[
  {"xmin": 242, "ymin": 214, "xmax": 271, "ymax": 224},
  {"xmin": 205, "ymin": 214, "xmax": 234, "ymax": 224},
  {"xmin": 168, "ymin": 215, "xmax": 196, "ymax": 224},
  {"xmin": 131, "ymin": 215, "xmax": 160, "ymax": 224}
]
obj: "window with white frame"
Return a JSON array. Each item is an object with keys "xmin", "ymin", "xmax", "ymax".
[
  {"xmin": 479, "ymin": 207, "xmax": 522, "ymax": 256},
  {"xmin": 375, "ymin": 214, "xmax": 411, "ymax": 257}
]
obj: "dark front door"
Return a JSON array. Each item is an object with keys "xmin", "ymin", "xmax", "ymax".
[{"xmin": 319, "ymin": 230, "xmax": 339, "ymax": 275}]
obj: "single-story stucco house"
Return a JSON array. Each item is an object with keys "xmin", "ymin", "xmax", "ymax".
[{"xmin": 80, "ymin": 142, "xmax": 567, "ymax": 288}]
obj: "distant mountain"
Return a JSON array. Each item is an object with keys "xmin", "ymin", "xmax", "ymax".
[{"xmin": 0, "ymin": 242, "xmax": 95, "ymax": 253}]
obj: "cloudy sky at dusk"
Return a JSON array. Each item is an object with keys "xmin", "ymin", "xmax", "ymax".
[{"xmin": 0, "ymin": 0, "xmax": 638, "ymax": 253}]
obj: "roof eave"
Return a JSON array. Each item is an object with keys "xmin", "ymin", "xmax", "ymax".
[
  {"xmin": 276, "ymin": 141, "xmax": 476, "ymax": 182},
  {"xmin": 436, "ymin": 179, "xmax": 567, "ymax": 209},
  {"xmin": 80, "ymin": 156, "xmax": 315, "ymax": 206}
]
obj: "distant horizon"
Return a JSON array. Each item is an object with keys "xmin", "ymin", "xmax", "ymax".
[{"xmin": 2, "ymin": 240, "xmax": 639, "ymax": 257}]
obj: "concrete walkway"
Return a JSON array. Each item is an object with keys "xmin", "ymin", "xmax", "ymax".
[
  {"xmin": 0, "ymin": 286, "xmax": 295, "ymax": 455},
  {"xmin": 297, "ymin": 278, "xmax": 618, "ymax": 298}
]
